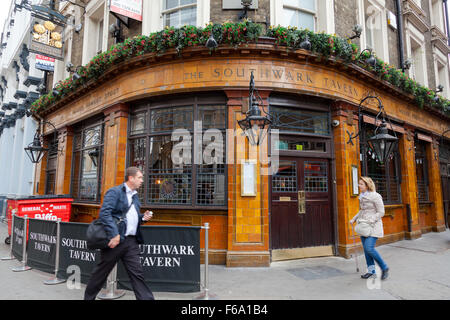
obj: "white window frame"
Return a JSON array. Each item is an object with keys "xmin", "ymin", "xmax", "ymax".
[
  {"xmin": 357, "ymin": 0, "xmax": 389, "ymax": 63},
  {"xmin": 143, "ymin": 0, "xmax": 209, "ymax": 34},
  {"xmin": 82, "ymin": 0, "xmax": 110, "ymax": 65},
  {"xmin": 433, "ymin": 47, "xmax": 450, "ymax": 98},
  {"xmin": 405, "ymin": 23, "xmax": 429, "ymax": 87},
  {"xmin": 270, "ymin": 0, "xmax": 335, "ymax": 34},
  {"xmin": 428, "ymin": 0, "xmax": 446, "ymax": 33}
]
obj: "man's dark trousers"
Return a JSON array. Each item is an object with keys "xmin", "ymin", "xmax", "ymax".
[{"xmin": 84, "ymin": 236, "xmax": 154, "ymax": 300}]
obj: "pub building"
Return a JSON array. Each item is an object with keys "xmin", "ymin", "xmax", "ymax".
[{"xmin": 29, "ymin": 34, "xmax": 449, "ymax": 268}]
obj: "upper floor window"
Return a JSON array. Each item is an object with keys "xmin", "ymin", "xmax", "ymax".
[
  {"xmin": 358, "ymin": 0, "xmax": 389, "ymax": 63},
  {"xmin": 163, "ymin": 0, "xmax": 197, "ymax": 28},
  {"xmin": 282, "ymin": 0, "xmax": 316, "ymax": 30}
]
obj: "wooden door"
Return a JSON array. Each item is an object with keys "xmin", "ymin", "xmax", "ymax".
[{"xmin": 271, "ymin": 157, "xmax": 333, "ymax": 249}]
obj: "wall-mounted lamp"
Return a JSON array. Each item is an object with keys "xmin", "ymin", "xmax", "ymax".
[
  {"xmin": 347, "ymin": 24, "xmax": 363, "ymax": 40},
  {"xmin": 24, "ymin": 120, "xmax": 60, "ymax": 164},
  {"xmin": 359, "ymin": 49, "xmax": 377, "ymax": 70},
  {"xmin": 347, "ymin": 95, "xmax": 398, "ymax": 165},
  {"xmin": 299, "ymin": 35, "xmax": 311, "ymax": 50},
  {"xmin": 238, "ymin": 0, "xmax": 253, "ymax": 21},
  {"xmin": 403, "ymin": 58, "xmax": 412, "ymax": 70},
  {"xmin": 237, "ymin": 71, "xmax": 271, "ymax": 146}
]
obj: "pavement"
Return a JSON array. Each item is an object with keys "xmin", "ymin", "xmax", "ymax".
[{"xmin": 1, "ymin": 220, "xmax": 449, "ymax": 300}]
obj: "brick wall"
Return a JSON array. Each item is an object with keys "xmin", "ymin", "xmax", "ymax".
[{"xmin": 210, "ymin": 0, "xmax": 270, "ymax": 32}]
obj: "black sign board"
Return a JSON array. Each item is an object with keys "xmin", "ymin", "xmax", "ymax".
[
  {"xmin": 57, "ymin": 222, "xmax": 100, "ymax": 285},
  {"xmin": 11, "ymin": 215, "xmax": 25, "ymax": 261},
  {"xmin": 117, "ymin": 226, "xmax": 201, "ymax": 293},
  {"xmin": 27, "ymin": 218, "xmax": 57, "ymax": 274}
]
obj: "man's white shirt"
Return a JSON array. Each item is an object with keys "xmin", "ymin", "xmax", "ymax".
[{"xmin": 124, "ymin": 183, "xmax": 139, "ymax": 236}]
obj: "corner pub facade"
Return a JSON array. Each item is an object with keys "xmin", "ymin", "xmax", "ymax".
[{"xmin": 30, "ymin": 5, "xmax": 450, "ymax": 268}]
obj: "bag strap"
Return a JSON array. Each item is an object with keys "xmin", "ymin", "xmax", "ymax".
[{"xmin": 117, "ymin": 197, "xmax": 134, "ymax": 223}]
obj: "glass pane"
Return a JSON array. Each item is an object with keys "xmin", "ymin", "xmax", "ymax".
[
  {"xmin": 415, "ymin": 142, "xmax": 429, "ymax": 202},
  {"xmin": 270, "ymin": 107, "xmax": 330, "ymax": 135},
  {"xmin": 83, "ymin": 125, "xmax": 102, "ymax": 148},
  {"xmin": 304, "ymin": 161, "xmax": 328, "ymax": 192},
  {"xmin": 148, "ymin": 135, "xmax": 192, "ymax": 204},
  {"xmin": 283, "ymin": 8, "xmax": 298, "ymax": 27},
  {"xmin": 79, "ymin": 150, "xmax": 99, "ymax": 201},
  {"xmin": 197, "ymin": 164, "xmax": 225, "ymax": 206},
  {"xmin": 130, "ymin": 112, "xmax": 146, "ymax": 135},
  {"xmin": 45, "ymin": 171, "xmax": 56, "ymax": 195},
  {"xmin": 165, "ymin": 10, "xmax": 179, "ymax": 27},
  {"xmin": 198, "ymin": 105, "xmax": 226, "ymax": 130},
  {"xmin": 298, "ymin": 11, "xmax": 315, "ymax": 30},
  {"xmin": 276, "ymin": 136, "xmax": 326, "ymax": 152},
  {"xmin": 181, "ymin": 0, "xmax": 196, "ymax": 6},
  {"xmin": 150, "ymin": 106, "xmax": 193, "ymax": 133},
  {"xmin": 165, "ymin": 0, "xmax": 178, "ymax": 10},
  {"xmin": 299, "ymin": 0, "xmax": 315, "ymax": 11},
  {"xmin": 129, "ymin": 138, "xmax": 147, "ymax": 202},
  {"xmin": 272, "ymin": 161, "xmax": 297, "ymax": 192},
  {"xmin": 180, "ymin": 6, "xmax": 196, "ymax": 26}
]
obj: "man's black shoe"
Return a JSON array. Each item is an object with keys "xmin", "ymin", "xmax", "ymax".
[
  {"xmin": 381, "ymin": 268, "xmax": 389, "ymax": 280},
  {"xmin": 361, "ymin": 273, "xmax": 376, "ymax": 279}
]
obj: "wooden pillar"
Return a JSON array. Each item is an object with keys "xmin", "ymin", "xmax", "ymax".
[
  {"xmin": 55, "ymin": 126, "xmax": 74, "ymax": 195},
  {"xmin": 101, "ymin": 103, "xmax": 130, "ymax": 200},
  {"xmin": 225, "ymin": 89, "xmax": 270, "ymax": 267},
  {"xmin": 399, "ymin": 127, "xmax": 421, "ymax": 239},
  {"xmin": 427, "ymin": 137, "xmax": 446, "ymax": 232},
  {"xmin": 332, "ymin": 102, "xmax": 361, "ymax": 258}
]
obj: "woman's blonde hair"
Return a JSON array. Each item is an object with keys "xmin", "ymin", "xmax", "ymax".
[{"xmin": 360, "ymin": 176, "xmax": 376, "ymax": 192}]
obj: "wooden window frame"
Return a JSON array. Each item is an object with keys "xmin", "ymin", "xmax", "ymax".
[
  {"xmin": 127, "ymin": 94, "xmax": 228, "ymax": 210},
  {"xmin": 70, "ymin": 118, "xmax": 104, "ymax": 204}
]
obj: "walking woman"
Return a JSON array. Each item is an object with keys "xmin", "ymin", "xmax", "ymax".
[{"xmin": 350, "ymin": 176, "xmax": 389, "ymax": 280}]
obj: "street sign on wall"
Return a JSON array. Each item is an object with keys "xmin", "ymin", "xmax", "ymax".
[{"xmin": 110, "ymin": 0, "xmax": 143, "ymax": 21}]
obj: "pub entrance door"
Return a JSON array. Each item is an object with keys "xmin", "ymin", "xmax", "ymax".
[{"xmin": 271, "ymin": 157, "xmax": 334, "ymax": 260}]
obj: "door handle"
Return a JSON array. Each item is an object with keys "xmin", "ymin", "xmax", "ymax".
[{"xmin": 298, "ymin": 190, "xmax": 305, "ymax": 214}]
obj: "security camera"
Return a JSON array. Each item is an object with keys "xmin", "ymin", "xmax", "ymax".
[{"xmin": 332, "ymin": 120, "xmax": 340, "ymax": 127}]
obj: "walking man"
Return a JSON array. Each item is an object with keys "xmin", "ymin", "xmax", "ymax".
[{"xmin": 84, "ymin": 167, "xmax": 154, "ymax": 300}]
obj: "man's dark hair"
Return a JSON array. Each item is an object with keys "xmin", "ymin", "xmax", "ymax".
[{"xmin": 125, "ymin": 167, "xmax": 142, "ymax": 181}]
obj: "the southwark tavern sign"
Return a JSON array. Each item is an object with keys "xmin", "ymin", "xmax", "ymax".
[{"xmin": 29, "ymin": 18, "xmax": 64, "ymax": 61}]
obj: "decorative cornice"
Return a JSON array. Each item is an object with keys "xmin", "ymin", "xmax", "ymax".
[
  {"xmin": 430, "ymin": 26, "xmax": 450, "ymax": 55},
  {"xmin": 403, "ymin": 0, "xmax": 431, "ymax": 33}
]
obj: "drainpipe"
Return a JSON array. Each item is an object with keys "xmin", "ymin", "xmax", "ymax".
[
  {"xmin": 444, "ymin": 0, "xmax": 450, "ymax": 46},
  {"xmin": 395, "ymin": 0, "xmax": 406, "ymax": 71},
  {"xmin": 406, "ymin": 203, "xmax": 412, "ymax": 233}
]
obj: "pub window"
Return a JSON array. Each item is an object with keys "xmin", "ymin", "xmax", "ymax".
[
  {"xmin": 270, "ymin": 105, "xmax": 331, "ymax": 154},
  {"xmin": 128, "ymin": 95, "xmax": 226, "ymax": 208},
  {"xmin": 71, "ymin": 122, "xmax": 104, "ymax": 203},
  {"xmin": 45, "ymin": 137, "xmax": 58, "ymax": 195},
  {"xmin": 361, "ymin": 123, "xmax": 401, "ymax": 204},
  {"xmin": 415, "ymin": 140, "xmax": 429, "ymax": 202},
  {"xmin": 163, "ymin": 0, "xmax": 197, "ymax": 28}
]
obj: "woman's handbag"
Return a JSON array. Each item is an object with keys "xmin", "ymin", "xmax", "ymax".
[{"xmin": 354, "ymin": 219, "xmax": 374, "ymax": 237}]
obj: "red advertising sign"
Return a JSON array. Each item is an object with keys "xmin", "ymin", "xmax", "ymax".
[{"xmin": 110, "ymin": 0, "xmax": 143, "ymax": 21}]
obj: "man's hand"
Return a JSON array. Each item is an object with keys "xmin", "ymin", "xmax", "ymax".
[
  {"xmin": 108, "ymin": 234, "xmax": 120, "ymax": 248},
  {"xmin": 143, "ymin": 210, "xmax": 153, "ymax": 222}
]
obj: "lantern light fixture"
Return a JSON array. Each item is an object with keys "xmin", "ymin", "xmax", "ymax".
[
  {"xmin": 237, "ymin": 71, "xmax": 271, "ymax": 146},
  {"xmin": 347, "ymin": 95, "xmax": 398, "ymax": 165}
]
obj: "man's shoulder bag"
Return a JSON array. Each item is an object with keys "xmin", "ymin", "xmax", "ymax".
[{"xmin": 86, "ymin": 201, "xmax": 132, "ymax": 250}]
